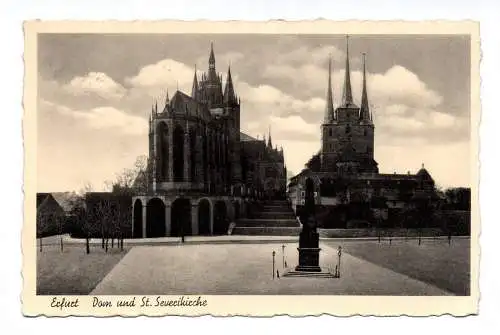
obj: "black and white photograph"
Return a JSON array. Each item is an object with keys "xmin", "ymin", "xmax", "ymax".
[{"xmin": 23, "ymin": 21, "xmax": 479, "ymax": 316}]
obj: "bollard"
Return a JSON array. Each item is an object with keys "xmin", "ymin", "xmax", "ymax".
[
  {"xmin": 337, "ymin": 246, "xmax": 342, "ymax": 278},
  {"xmin": 272, "ymin": 251, "xmax": 276, "ymax": 279}
]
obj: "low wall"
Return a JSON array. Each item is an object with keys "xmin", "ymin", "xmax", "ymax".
[{"xmin": 318, "ymin": 228, "xmax": 446, "ymax": 238}]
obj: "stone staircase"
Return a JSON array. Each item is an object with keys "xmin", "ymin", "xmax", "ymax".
[{"xmin": 231, "ymin": 200, "xmax": 301, "ymax": 236}]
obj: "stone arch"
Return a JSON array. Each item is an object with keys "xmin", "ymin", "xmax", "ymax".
[
  {"xmin": 133, "ymin": 199, "xmax": 143, "ymax": 238},
  {"xmin": 156, "ymin": 121, "xmax": 169, "ymax": 181},
  {"xmin": 198, "ymin": 198, "xmax": 211, "ymax": 235},
  {"xmin": 146, "ymin": 198, "xmax": 165, "ymax": 238},
  {"xmin": 189, "ymin": 128, "xmax": 197, "ymax": 182},
  {"xmin": 173, "ymin": 124, "xmax": 184, "ymax": 182},
  {"xmin": 171, "ymin": 198, "xmax": 192, "ymax": 237},
  {"xmin": 213, "ymin": 200, "xmax": 228, "ymax": 235}
]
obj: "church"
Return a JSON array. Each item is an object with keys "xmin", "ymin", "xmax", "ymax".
[
  {"xmin": 288, "ymin": 38, "xmax": 438, "ymax": 228},
  {"xmin": 131, "ymin": 43, "xmax": 287, "ymax": 238}
]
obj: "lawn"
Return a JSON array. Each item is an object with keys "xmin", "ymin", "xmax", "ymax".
[
  {"xmin": 325, "ymin": 237, "xmax": 470, "ymax": 295},
  {"xmin": 37, "ymin": 243, "xmax": 129, "ymax": 295}
]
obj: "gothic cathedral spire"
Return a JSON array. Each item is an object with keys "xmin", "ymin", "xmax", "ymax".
[
  {"xmin": 223, "ymin": 65, "xmax": 237, "ymax": 105},
  {"xmin": 342, "ymin": 35, "xmax": 354, "ymax": 107},
  {"xmin": 191, "ymin": 64, "xmax": 199, "ymax": 100},
  {"xmin": 209, "ymin": 42, "xmax": 216, "ymax": 70},
  {"xmin": 324, "ymin": 54, "xmax": 334, "ymax": 122},
  {"xmin": 360, "ymin": 53, "xmax": 370, "ymax": 121},
  {"xmin": 267, "ymin": 125, "xmax": 273, "ymax": 148}
]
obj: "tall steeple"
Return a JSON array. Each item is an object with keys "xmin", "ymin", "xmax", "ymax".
[
  {"xmin": 267, "ymin": 125, "xmax": 273, "ymax": 148},
  {"xmin": 191, "ymin": 65, "xmax": 199, "ymax": 100},
  {"xmin": 324, "ymin": 55, "xmax": 334, "ymax": 122},
  {"xmin": 342, "ymin": 35, "xmax": 354, "ymax": 107},
  {"xmin": 223, "ymin": 65, "xmax": 237, "ymax": 105},
  {"xmin": 209, "ymin": 42, "xmax": 215, "ymax": 69},
  {"xmin": 360, "ymin": 53, "xmax": 370, "ymax": 121}
]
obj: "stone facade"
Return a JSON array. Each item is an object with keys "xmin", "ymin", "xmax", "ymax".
[{"xmin": 132, "ymin": 43, "xmax": 286, "ymax": 238}]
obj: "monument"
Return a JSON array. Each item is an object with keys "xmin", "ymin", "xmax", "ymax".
[{"xmin": 295, "ymin": 178, "xmax": 322, "ymax": 272}]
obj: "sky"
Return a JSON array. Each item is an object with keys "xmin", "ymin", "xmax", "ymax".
[{"xmin": 36, "ymin": 33, "xmax": 471, "ymax": 192}]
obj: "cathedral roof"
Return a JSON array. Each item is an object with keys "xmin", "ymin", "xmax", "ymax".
[
  {"xmin": 169, "ymin": 90, "xmax": 211, "ymax": 120},
  {"xmin": 240, "ymin": 132, "xmax": 258, "ymax": 142}
]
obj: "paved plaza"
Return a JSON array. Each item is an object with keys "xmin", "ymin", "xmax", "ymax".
[{"xmin": 91, "ymin": 242, "xmax": 451, "ymax": 295}]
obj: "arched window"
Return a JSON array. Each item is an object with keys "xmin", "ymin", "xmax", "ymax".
[
  {"xmin": 328, "ymin": 128, "xmax": 333, "ymax": 137},
  {"xmin": 173, "ymin": 125, "xmax": 184, "ymax": 182}
]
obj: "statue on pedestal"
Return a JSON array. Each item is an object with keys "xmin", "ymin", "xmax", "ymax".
[{"xmin": 295, "ymin": 178, "xmax": 322, "ymax": 272}]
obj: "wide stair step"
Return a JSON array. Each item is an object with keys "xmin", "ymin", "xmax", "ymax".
[
  {"xmin": 231, "ymin": 227, "xmax": 302, "ymax": 236},
  {"xmin": 232, "ymin": 199, "xmax": 301, "ymax": 236},
  {"xmin": 253, "ymin": 211, "xmax": 296, "ymax": 220},
  {"xmin": 237, "ymin": 219, "xmax": 299, "ymax": 227}
]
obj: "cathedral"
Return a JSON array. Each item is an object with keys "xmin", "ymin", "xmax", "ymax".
[
  {"xmin": 288, "ymin": 38, "xmax": 438, "ymax": 228},
  {"xmin": 131, "ymin": 43, "xmax": 287, "ymax": 238}
]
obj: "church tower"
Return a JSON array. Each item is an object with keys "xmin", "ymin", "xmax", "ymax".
[
  {"xmin": 320, "ymin": 36, "xmax": 378, "ymax": 175},
  {"xmin": 195, "ymin": 42, "xmax": 224, "ymax": 107}
]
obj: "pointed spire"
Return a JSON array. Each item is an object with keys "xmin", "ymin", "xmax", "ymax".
[
  {"xmin": 191, "ymin": 65, "xmax": 199, "ymax": 100},
  {"xmin": 324, "ymin": 54, "xmax": 334, "ymax": 122},
  {"xmin": 165, "ymin": 89, "xmax": 170, "ymax": 106},
  {"xmin": 224, "ymin": 65, "xmax": 237, "ymax": 105},
  {"xmin": 267, "ymin": 125, "xmax": 273, "ymax": 148},
  {"xmin": 342, "ymin": 35, "xmax": 354, "ymax": 107},
  {"xmin": 360, "ymin": 53, "xmax": 370, "ymax": 121},
  {"xmin": 209, "ymin": 42, "xmax": 215, "ymax": 69}
]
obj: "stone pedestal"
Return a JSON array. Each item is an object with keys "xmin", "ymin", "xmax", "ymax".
[{"xmin": 295, "ymin": 230, "xmax": 322, "ymax": 272}]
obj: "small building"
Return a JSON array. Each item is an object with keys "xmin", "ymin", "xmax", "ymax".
[{"xmin": 36, "ymin": 193, "xmax": 65, "ymax": 237}]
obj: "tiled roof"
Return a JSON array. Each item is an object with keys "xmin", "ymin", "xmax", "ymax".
[{"xmin": 51, "ymin": 192, "xmax": 78, "ymax": 212}]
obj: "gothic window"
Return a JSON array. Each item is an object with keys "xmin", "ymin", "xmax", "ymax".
[
  {"xmin": 328, "ymin": 128, "xmax": 333, "ymax": 137},
  {"xmin": 173, "ymin": 125, "xmax": 184, "ymax": 182},
  {"xmin": 156, "ymin": 122, "xmax": 168, "ymax": 181},
  {"xmin": 364, "ymin": 129, "xmax": 368, "ymax": 136},
  {"xmin": 189, "ymin": 129, "xmax": 196, "ymax": 182}
]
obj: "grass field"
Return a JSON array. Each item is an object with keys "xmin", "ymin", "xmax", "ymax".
[
  {"xmin": 36, "ymin": 243, "xmax": 129, "ymax": 295},
  {"xmin": 325, "ymin": 237, "xmax": 470, "ymax": 295}
]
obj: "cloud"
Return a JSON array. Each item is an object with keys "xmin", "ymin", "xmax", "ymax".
[
  {"xmin": 63, "ymin": 72, "xmax": 126, "ymax": 100},
  {"xmin": 262, "ymin": 59, "xmax": 465, "ymax": 143},
  {"xmin": 48, "ymin": 101, "xmax": 147, "ymax": 136},
  {"xmin": 125, "ymin": 58, "xmax": 195, "ymax": 90}
]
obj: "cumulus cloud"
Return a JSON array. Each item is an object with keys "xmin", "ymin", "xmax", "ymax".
[
  {"xmin": 48, "ymin": 101, "xmax": 147, "ymax": 136},
  {"xmin": 63, "ymin": 72, "xmax": 126, "ymax": 100},
  {"xmin": 262, "ymin": 57, "xmax": 464, "ymax": 144},
  {"xmin": 125, "ymin": 58, "xmax": 194, "ymax": 90}
]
